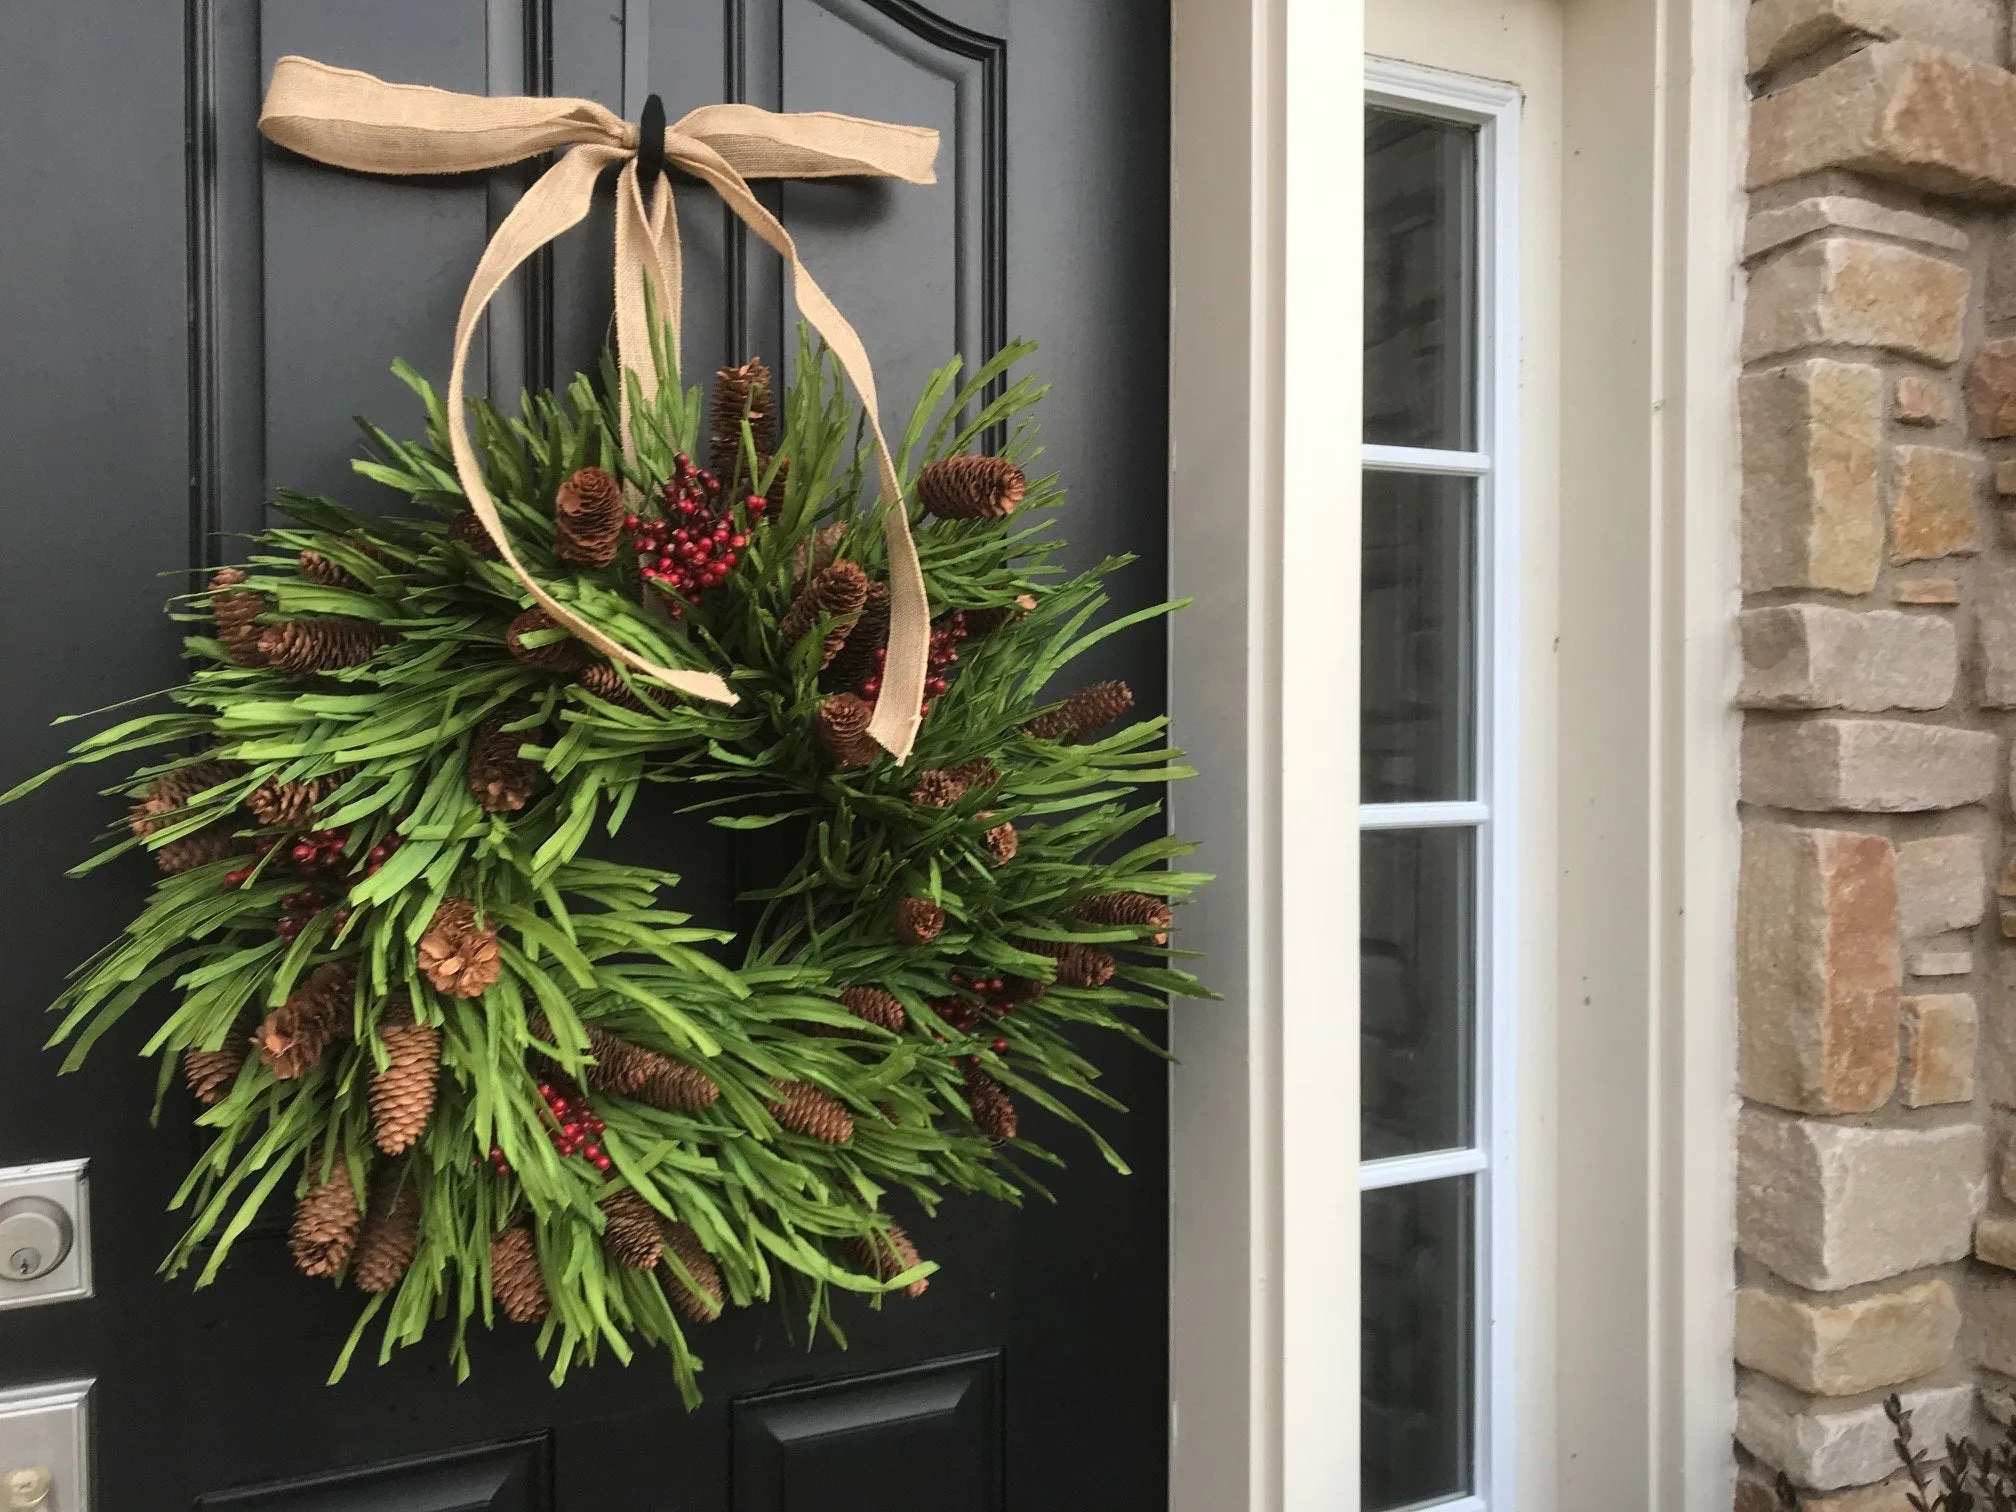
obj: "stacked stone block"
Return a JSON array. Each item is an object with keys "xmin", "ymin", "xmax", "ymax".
[{"xmin": 1735, "ymin": 1, "xmax": 2016, "ymax": 1505}]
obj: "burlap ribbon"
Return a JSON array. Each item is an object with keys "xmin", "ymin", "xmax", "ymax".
[{"xmin": 258, "ymin": 56, "xmax": 938, "ymax": 759}]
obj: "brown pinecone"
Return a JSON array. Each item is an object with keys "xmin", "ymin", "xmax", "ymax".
[
  {"xmin": 417, "ymin": 898, "xmax": 503, "ymax": 999},
  {"xmin": 848, "ymin": 1224, "xmax": 929, "ymax": 1299},
  {"xmin": 584, "ymin": 1027, "xmax": 656, "ymax": 1097},
  {"xmin": 1019, "ymin": 938, "xmax": 1116, "ymax": 989},
  {"xmin": 947, "ymin": 758, "xmax": 1001, "ymax": 791},
  {"xmin": 840, "ymin": 985, "xmax": 907, "ymax": 1035},
  {"xmin": 711, "ymin": 360, "xmax": 779, "ymax": 478},
  {"xmin": 910, "ymin": 769, "xmax": 966, "ymax": 809},
  {"xmin": 297, "ymin": 549, "xmax": 349, "ymax": 588},
  {"xmin": 791, "ymin": 521, "xmax": 847, "ymax": 589},
  {"xmin": 1076, "ymin": 891, "xmax": 1175, "ymax": 940},
  {"xmin": 893, "ymin": 897, "xmax": 946, "ymax": 947},
  {"xmin": 369, "ymin": 998, "xmax": 440, "ymax": 1155},
  {"xmin": 505, "ymin": 606, "xmax": 590, "ymax": 672},
  {"xmin": 289, "ymin": 1165, "xmax": 361, "ymax": 1279},
  {"xmin": 1060, "ymin": 942, "xmax": 1117, "ymax": 987},
  {"xmin": 821, "ymin": 580, "xmax": 891, "ymax": 693},
  {"xmin": 129, "ymin": 759, "xmax": 243, "ymax": 838},
  {"xmin": 660, "ymin": 1221, "xmax": 726, "ymax": 1322},
  {"xmin": 778, "ymin": 560, "xmax": 870, "ymax": 665},
  {"xmin": 351, "ymin": 1177, "xmax": 421, "ymax": 1294},
  {"xmin": 982, "ymin": 819, "xmax": 1019, "ymax": 867},
  {"xmin": 815, "ymin": 693, "xmax": 880, "ymax": 768},
  {"xmin": 553, "ymin": 466, "xmax": 626, "ymax": 567},
  {"xmin": 297, "ymin": 540, "xmax": 382, "ymax": 589},
  {"xmin": 490, "ymin": 1225, "xmax": 549, "ymax": 1323},
  {"xmin": 599, "ymin": 1190, "xmax": 665, "ymax": 1269},
  {"xmin": 961, "ymin": 594, "xmax": 1037, "ymax": 639},
  {"xmin": 770, "ymin": 1080, "xmax": 855, "ymax": 1144},
  {"xmin": 577, "ymin": 661, "xmax": 658, "ymax": 712},
  {"xmin": 1027, "ymin": 694, "xmax": 1082, "ymax": 741},
  {"xmin": 917, "ymin": 454, "xmax": 1026, "ymax": 520},
  {"xmin": 245, "ymin": 770, "xmax": 347, "ymax": 829},
  {"xmin": 255, "ymin": 960, "xmax": 356, "ymax": 1079},
  {"xmin": 447, "ymin": 511, "xmax": 502, "ymax": 559},
  {"xmin": 466, "ymin": 708, "xmax": 546, "ymax": 814},
  {"xmin": 632, "ymin": 1054, "xmax": 721, "ymax": 1114},
  {"xmin": 962, "ymin": 1065, "xmax": 1018, "ymax": 1141},
  {"xmin": 258, "ymin": 617, "xmax": 386, "ymax": 675},
  {"xmin": 1024, "ymin": 680, "xmax": 1134, "ymax": 742},
  {"xmin": 153, "ymin": 827, "xmax": 245, "ymax": 874},
  {"xmin": 209, "ymin": 568, "xmax": 269, "ymax": 666},
  {"xmin": 183, "ymin": 1012, "xmax": 256, "ymax": 1105}
]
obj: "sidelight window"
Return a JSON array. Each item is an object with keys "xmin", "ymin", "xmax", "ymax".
[{"xmin": 1360, "ymin": 59, "xmax": 1519, "ymax": 1512}]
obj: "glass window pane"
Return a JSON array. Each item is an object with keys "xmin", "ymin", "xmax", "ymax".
[
  {"xmin": 1362, "ymin": 471, "xmax": 1475, "ymax": 805},
  {"xmin": 1361, "ymin": 827, "xmax": 1475, "ymax": 1159},
  {"xmin": 1365, "ymin": 107, "xmax": 1477, "ymax": 449},
  {"xmin": 1363, "ymin": 1176, "xmax": 1475, "ymax": 1511}
]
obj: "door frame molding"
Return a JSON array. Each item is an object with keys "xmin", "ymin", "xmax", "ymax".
[{"xmin": 1164, "ymin": 1, "xmax": 1746, "ymax": 1508}]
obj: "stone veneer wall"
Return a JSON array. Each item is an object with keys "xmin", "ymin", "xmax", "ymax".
[{"xmin": 1733, "ymin": 3, "xmax": 2016, "ymax": 1508}]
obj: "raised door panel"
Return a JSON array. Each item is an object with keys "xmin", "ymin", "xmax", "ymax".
[
  {"xmin": 195, "ymin": 0, "xmax": 554, "ymax": 543},
  {"xmin": 775, "ymin": 0, "xmax": 1003, "ymax": 426},
  {"xmin": 195, "ymin": 1435, "xmax": 552, "ymax": 1511},
  {"xmin": 731, "ymin": 1354, "xmax": 1002, "ymax": 1512},
  {"xmin": 258, "ymin": 0, "xmax": 499, "ymax": 510}
]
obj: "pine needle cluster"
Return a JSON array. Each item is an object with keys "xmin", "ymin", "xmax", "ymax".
[{"xmin": 2, "ymin": 327, "xmax": 1210, "ymax": 1403}]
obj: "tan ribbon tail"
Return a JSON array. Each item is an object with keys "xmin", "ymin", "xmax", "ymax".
[
  {"xmin": 666, "ymin": 134, "xmax": 930, "ymax": 760},
  {"xmin": 443, "ymin": 143, "xmax": 735, "ymax": 707},
  {"xmin": 612, "ymin": 160, "xmax": 683, "ymax": 476}
]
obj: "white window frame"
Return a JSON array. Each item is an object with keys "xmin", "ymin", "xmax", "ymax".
[
  {"xmin": 1359, "ymin": 57, "xmax": 1521, "ymax": 1512},
  {"xmin": 1362, "ymin": 56, "xmax": 1516, "ymax": 1512}
]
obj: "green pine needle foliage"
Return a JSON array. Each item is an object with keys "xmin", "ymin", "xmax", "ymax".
[{"xmin": 2, "ymin": 325, "xmax": 1210, "ymax": 1402}]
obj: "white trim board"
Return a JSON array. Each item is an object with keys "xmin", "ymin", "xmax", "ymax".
[{"xmin": 1168, "ymin": 0, "xmax": 1359, "ymax": 1508}]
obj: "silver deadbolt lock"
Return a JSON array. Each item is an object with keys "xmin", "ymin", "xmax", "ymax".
[
  {"xmin": 4, "ymin": 1466, "xmax": 51, "ymax": 1508},
  {"xmin": 0, "ymin": 1199, "xmax": 72, "ymax": 1284}
]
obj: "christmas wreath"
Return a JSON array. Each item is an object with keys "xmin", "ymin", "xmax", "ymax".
[{"xmin": 4, "ymin": 332, "xmax": 1206, "ymax": 1398}]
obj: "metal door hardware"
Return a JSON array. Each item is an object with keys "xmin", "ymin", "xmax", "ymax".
[
  {"xmin": 0, "ymin": 1199, "xmax": 72, "ymax": 1283},
  {"xmin": 0, "ymin": 1163, "xmax": 88, "ymax": 1312},
  {"xmin": 0, "ymin": 1382, "xmax": 89, "ymax": 1512}
]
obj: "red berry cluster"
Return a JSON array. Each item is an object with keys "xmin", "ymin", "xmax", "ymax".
[
  {"xmin": 861, "ymin": 612, "xmax": 967, "ymax": 716},
  {"xmin": 272, "ymin": 886, "xmax": 349, "ymax": 942},
  {"xmin": 363, "ymin": 833, "xmax": 402, "ymax": 874},
  {"xmin": 284, "ymin": 828, "xmax": 351, "ymax": 875},
  {"xmin": 224, "ymin": 831, "xmax": 402, "ymax": 940},
  {"xmin": 627, "ymin": 453, "xmax": 761, "ymax": 613},
  {"xmin": 536, "ymin": 1081, "xmax": 612, "ymax": 1171},
  {"xmin": 928, "ymin": 970, "xmax": 1014, "ymax": 1052}
]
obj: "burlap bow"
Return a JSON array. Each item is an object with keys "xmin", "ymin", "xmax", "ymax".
[{"xmin": 258, "ymin": 56, "xmax": 939, "ymax": 759}]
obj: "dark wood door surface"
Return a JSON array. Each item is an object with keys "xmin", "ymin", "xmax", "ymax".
[{"xmin": 0, "ymin": 3, "xmax": 1170, "ymax": 1508}]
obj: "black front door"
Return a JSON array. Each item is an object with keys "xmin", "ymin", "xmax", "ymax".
[{"xmin": 0, "ymin": 3, "xmax": 1171, "ymax": 1507}]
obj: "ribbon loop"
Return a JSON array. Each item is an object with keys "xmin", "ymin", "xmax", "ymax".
[{"xmin": 257, "ymin": 55, "xmax": 941, "ymax": 760}]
